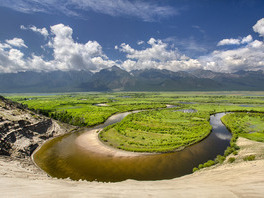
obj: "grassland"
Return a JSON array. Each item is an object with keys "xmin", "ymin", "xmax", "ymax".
[
  {"xmin": 8, "ymin": 93, "xmax": 167, "ymax": 126},
  {"xmin": 6, "ymin": 91, "xmax": 264, "ymax": 152},
  {"xmin": 100, "ymin": 109, "xmax": 211, "ymax": 152},
  {"xmin": 222, "ymin": 112, "xmax": 264, "ymax": 142}
]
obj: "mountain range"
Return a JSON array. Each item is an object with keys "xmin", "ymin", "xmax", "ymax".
[{"xmin": 0, "ymin": 66, "xmax": 264, "ymax": 92}]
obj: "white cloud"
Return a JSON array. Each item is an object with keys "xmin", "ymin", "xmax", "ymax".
[
  {"xmin": 241, "ymin": 35, "xmax": 253, "ymax": 44},
  {"xmin": 0, "ymin": 43, "xmax": 11, "ymax": 49},
  {"xmin": 120, "ymin": 38, "xmax": 180, "ymax": 61},
  {"xmin": 202, "ymin": 19, "xmax": 264, "ymax": 72},
  {"xmin": 1, "ymin": 0, "xmax": 178, "ymax": 22},
  {"xmin": 0, "ymin": 42, "xmax": 26, "ymax": 73},
  {"xmin": 5, "ymin": 38, "xmax": 27, "ymax": 48},
  {"xmin": 137, "ymin": 41, "xmax": 144, "ymax": 45},
  {"xmin": 117, "ymin": 38, "xmax": 202, "ymax": 71},
  {"xmin": 21, "ymin": 25, "xmax": 49, "ymax": 38},
  {"xmin": 217, "ymin": 38, "xmax": 241, "ymax": 46},
  {"xmin": 200, "ymin": 39, "xmax": 264, "ymax": 72},
  {"xmin": 253, "ymin": 18, "xmax": 264, "ymax": 37},
  {"xmin": 0, "ymin": 23, "xmax": 115, "ymax": 73},
  {"xmin": 1, "ymin": 18, "xmax": 264, "ymax": 74},
  {"xmin": 249, "ymin": 40, "xmax": 263, "ymax": 48},
  {"xmin": 217, "ymin": 35, "xmax": 253, "ymax": 46},
  {"xmin": 49, "ymin": 23, "xmax": 114, "ymax": 71}
]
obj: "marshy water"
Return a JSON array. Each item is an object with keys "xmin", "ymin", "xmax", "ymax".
[{"xmin": 33, "ymin": 111, "xmax": 231, "ymax": 182}]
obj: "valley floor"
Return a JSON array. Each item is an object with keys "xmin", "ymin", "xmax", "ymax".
[{"xmin": 0, "ymin": 137, "xmax": 264, "ymax": 198}]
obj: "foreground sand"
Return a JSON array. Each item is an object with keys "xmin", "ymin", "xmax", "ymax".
[{"xmin": 0, "ymin": 137, "xmax": 263, "ymax": 198}]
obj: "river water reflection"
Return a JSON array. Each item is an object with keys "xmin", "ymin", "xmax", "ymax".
[{"xmin": 33, "ymin": 112, "xmax": 231, "ymax": 182}]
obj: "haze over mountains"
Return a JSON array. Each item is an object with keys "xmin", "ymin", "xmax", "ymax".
[{"xmin": 0, "ymin": 66, "xmax": 264, "ymax": 92}]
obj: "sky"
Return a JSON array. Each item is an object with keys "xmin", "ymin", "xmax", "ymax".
[{"xmin": 0, "ymin": 0, "xmax": 264, "ymax": 73}]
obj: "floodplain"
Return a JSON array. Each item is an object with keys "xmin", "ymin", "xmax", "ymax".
[{"xmin": 6, "ymin": 91, "xmax": 264, "ymax": 181}]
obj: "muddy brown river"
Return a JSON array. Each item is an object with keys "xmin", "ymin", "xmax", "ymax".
[{"xmin": 33, "ymin": 112, "xmax": 231, "ymax": 182}]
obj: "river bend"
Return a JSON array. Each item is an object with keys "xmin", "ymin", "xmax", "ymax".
[{"xmin": 33, "ymin": 112, "xmax": 231, "ymax": 182}]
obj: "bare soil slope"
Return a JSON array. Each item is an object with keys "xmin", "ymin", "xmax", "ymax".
[{"xmin": 0, "ymin": 96, "xmax": 72, "ymax": 158}]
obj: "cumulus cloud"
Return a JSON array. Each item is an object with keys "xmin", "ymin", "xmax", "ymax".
[
  {"xmin": 253, "ymin": 18, "xmax": 264, "ymax": 37},
  {"xmin": 1, "ymin": 18, "xmax": 264, "ymax": 74},
  {"xmin": 0, "ymin": 23, "xmax": 115, "ymax": 73},
  {"xmin": 217, "ymin": 38, "xmax": 240, "ymax": 46},
  {"xmin": 0, "ymin": 42, "xmax": 26, "ymax": 73},
  {"xmin": 49, "ymin": 23, "xmax": 114, "ymax": 71},
  {"xmin": 0, "ymin": 0, "xmax": 178, "ymax": 22},
  {"xmin": 117, "ymin": 38, "xmax": 202, "ymax": 71},
  {"xmin": 200, "ymin": 39, "xmax": 264, "ymax": 72},
  {"xmin": 217, "ymin": 35, "xmax": 252, "ymax": 46},
  {"xmin": 200, "ymin": 18, "xmax": 264, "ymax": 72},
  {"xmin": 241, "ymin": 35, "xmax": 253, "ymax": 44},
  {"xmin": 5, "ymin": 38, "xmax": 27, "ymax": 48},
  {"xmin": 0, "ymin": 43, "xmax": 11, "ymax": 49},
  {"xmin": 21, "ymin": 25, "xmax": 49, "ymax": 38}
]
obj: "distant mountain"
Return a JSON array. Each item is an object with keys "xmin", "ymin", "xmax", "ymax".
[
  {"xmin": 191, "ymin": 69, "xmax": 264, "ymax": 91},
  {"xmin": 190, "ymin": 69, "xmax": 224, "ymax": 79},
  {"xmin": 0, "ymin": 70, "xmax": 93, "ymax": 92},
  {"xmin": 80, "ymin": 66, "xmax": 135, "ymax": 91},
  {"xmin": 0, "ymin": 67, "xmax": 264, "ymax": 92},
  {"xmin": 128, "ymin": 69, "xmax": 222, "ymax": 91}
]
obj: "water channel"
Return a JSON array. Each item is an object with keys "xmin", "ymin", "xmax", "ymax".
[{"xmin": 33, "ymin": 111, "xmax": 232, "ymax": 182}]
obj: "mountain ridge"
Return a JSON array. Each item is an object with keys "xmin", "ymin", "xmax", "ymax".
[{"xmin": 0, "ymin": 67, "xmax": 264, "ymax": 92}]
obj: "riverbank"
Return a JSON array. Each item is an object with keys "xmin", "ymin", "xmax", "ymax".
[
  {"xmin": 75, "ymin": 129, "xmax": 151, "ymax": 157},
  {"xmin": 0, "ymin": 137, "xmax": 264, "ymax": 197},
  {"xmin": 75, "ymin": 111, "xmax": 151, "ymax": 157}
]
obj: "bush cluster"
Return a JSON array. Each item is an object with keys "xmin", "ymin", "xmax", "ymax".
[
  {"xmin": 243, "ymin": 155, "xmax": 256, "ymax": 161},
  {"xmin": 193, "ymin": 129, "xmax": 240, "ymax": 172}
]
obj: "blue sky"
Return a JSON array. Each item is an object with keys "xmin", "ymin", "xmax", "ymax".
[{"xmin": 0, "ymin": 0, "xmax": 264, "ymax": 73}]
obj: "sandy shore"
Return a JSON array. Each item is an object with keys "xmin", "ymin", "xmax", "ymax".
[
  {"xmin": 75, "ymin": 110, "xmax": 152, "ymax": 157},
  {"xmin": 0, "ymin": 137, "xmax": 264, "ymax": 197},
  {"xmin": 75, "ymin": 128, "xmax": 151, "ymax": 157}
]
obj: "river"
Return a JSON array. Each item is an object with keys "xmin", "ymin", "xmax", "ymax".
[{"xmin": 33, "ymin": 111, "xmax": 232, "ymax": 182}]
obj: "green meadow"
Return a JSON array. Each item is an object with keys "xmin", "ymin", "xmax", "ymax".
[
  {"xmin": 222, "ymin": 112, "xmax": 264, "ymax": 142},
  {"xmin": 7, "ymin": 91, "xmax": 264, "ymax": 152},
  {"xmin": 100, "ymin": 109, "xmax": 211, "ymax": 152}
]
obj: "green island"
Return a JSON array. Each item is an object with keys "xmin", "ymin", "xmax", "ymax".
[
  {"xmin": 100, "ymin": 109, "xmax": 211, "ymax": 152},
  {"xmin": 222, "ymin": 112, "xmax": 264, "ymax": 142},
  {"xmin": 7, "ymin": 91, "xmax": 264, "ymax": 153}
]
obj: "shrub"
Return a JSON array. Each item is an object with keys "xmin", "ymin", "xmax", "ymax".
[
  {"xmin": 198, "ymin": 164, "xmax": 204, "ymax": 169},
  {"xmin": 228, "ymin": 157, "xmax": 236, "ymax": 163},
  {"xmin": 215, "ymin": 155, "xmax": 226, "ymax": 164},
  {"xmin": 203, "ymin": 160, "xmax": 215, "ymax": 167},
  {"xmin": 233, "ymin": 145, "xmax": 240, "ymax": 150},
  {"xmin": 192, "ymin": 167, "xmax": 199, "ymax": 172},
  {"xmin": 243, "ymin": 155, "xmax": 256, "ymax": 161},
  {"xmin": 224, "ymin": 146, "xmax": 235, "ymax": 157}
]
